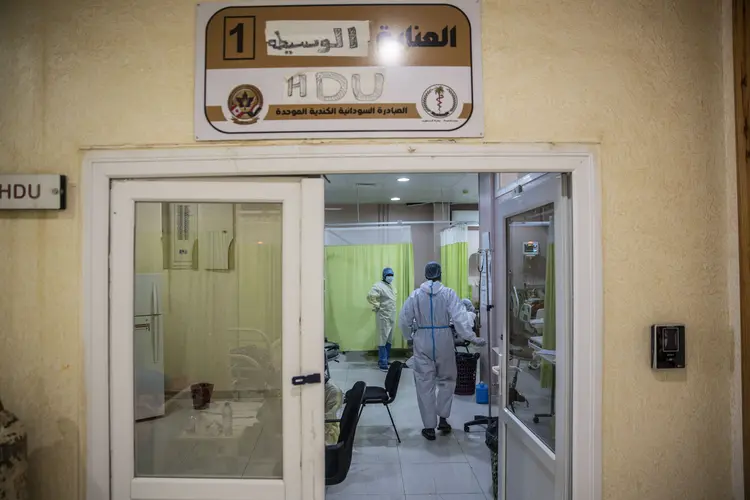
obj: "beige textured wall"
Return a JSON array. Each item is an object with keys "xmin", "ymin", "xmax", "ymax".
[{"xmin": 0, "ymin": 0, "xmax": 736, "ymax": 499}]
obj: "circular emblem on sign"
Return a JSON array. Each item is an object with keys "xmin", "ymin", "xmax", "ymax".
[
  {"xmin": 420, "ymin": 84, "xmax": 459, "ymax": 119},
  {"xmin": 228, "ymin": 84, "xmax": 264, "ymax": 124}
]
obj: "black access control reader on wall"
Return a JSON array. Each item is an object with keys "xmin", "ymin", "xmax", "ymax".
[{"xmin": 651, "ymin": 324, "xmax": 686, "ymax": 370}]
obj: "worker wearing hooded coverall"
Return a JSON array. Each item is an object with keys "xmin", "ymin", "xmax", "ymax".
[
  {"xmin": 367, "ymin": 267, "xmax": 397, "ymax": 371},
  {"xmin": 461, "ymin": 299, "xmax": 477, "ymax": 329},
  {"xmin": 399, "ymin": 262, "xmax": 487, "ymax": 440}
]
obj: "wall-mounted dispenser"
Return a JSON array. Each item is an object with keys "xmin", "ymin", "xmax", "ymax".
[{"xmin": 651, "ymin": 324, "xmax": 686, "ymax": 370}]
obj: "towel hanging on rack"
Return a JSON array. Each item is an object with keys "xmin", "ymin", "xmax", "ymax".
[{"xmin": 202, "ymin": 230, "xmax": 233, "ymax": 270}]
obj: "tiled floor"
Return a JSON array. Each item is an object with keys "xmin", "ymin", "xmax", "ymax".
[
  {"xmin": 326, "ymin": 353, "xmax": 498, "ymax": 500},
  {"xmin": 135, "ymin": 397, "xmax": 284, "ymax": 478},
  {"xmin": 133, "ymin": 351, "xmax": 503, "ymax": 499}
]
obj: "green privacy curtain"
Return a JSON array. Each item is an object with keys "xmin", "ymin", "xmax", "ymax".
[
  {"xmin": 541, "ymin": 241, "xmax": 556, "ymax": 388},
  {"xmin": 440, "ymin": 225, "xmax": 471, "ymax": 299},
  {"xmin": 324, "ymin": 226, "xmax": 415, "ymax": 351}
]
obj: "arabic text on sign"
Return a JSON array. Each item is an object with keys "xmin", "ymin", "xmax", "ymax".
[
  {"xmin": 267, "ymin": 27, "xmax": 358, "ymax": 54},
  {"xmin": 375, "ymin": 25, "xmax": 457, "ymax": 48},
  {"xmin": 337, "ymin": 106, "xmax": 375, "ymax": 116},
  {"xmin": 274, "ymin": 105, "xmax": 410, "ymax": 118},
  {"xmin": 311, "ymin": 107, "xmax": 338, "ymax": 116},
  {"xmin": 265, "ymin": 20, "xmax": 370, "ymax": 57},
  {"xmin": 377, "ymin": 105, "xmax": 409, "ymax": 115},
  {"xmin": 274, "ymin": 106, "xmax": 340, "ymax": 117},
  {"xmin": 276, "ymin": 107, "xmax": 312, "ymax": 117}
]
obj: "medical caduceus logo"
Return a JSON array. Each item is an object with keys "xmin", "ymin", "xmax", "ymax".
[
  {"xmin": 228, "ymin": 84, "xmax": 264, "ymax": 125},
  {"xmin": 421, "ymin": 84, "xmax": 458, "ymax": 119}
]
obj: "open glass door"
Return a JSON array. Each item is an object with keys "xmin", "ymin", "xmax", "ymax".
[
  {"xmin": 496, "ymin": 173, "xmax": 572, "ymax": 500},
  {"xmin": 109, "ymin": 179, "xmax": 324, "ymax": 500}
]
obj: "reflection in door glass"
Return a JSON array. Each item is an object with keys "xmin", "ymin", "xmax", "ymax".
[
  {"xmin": 505, "ymin": 203, "xmax": 556, "ymax": 451},
  {"xmin": 132, "ymin": 202, "xmax": 283, "ymax": 479}
]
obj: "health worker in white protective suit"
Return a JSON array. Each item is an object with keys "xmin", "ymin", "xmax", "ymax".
[
  {"xmin": 399, "ymin": 262, "xmax": 487, "ymax": 441},
  {"xmin": 461, "ymin": 299, "xmax": 477, "ymax": 329},
  {"xmin": 367, "ymin": 267, "xmax": 397, "ymax": 371}
]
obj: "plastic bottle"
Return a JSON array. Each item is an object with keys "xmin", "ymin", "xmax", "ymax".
[
  {"xmin": 222, "ymin": 401, "xmax": 233, "ymax": 436},
  {"xmin": 186, "ymin": 410, "xmax": 198, "ymax": 434},
  {"xmin": 476, "ymin": 382, "xmax": 489, "ymax": 404}
]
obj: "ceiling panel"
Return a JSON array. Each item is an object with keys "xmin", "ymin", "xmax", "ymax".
[{"xmin": 324, "ymin": 173, "xmax": 479, "ymax": 205}]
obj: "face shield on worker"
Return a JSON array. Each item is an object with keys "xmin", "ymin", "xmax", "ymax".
[
  {"xmin": 399, "ymin": 261, "xmax": 486, "ymax": 440},
  {"xmin": 367, "ymin": 266, "xmax": 398, "ymax": 371}
]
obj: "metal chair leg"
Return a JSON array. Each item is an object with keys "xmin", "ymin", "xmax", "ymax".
[{"xmin": 385, "ymin": 404, "xmax": 401, "ymax": 443}]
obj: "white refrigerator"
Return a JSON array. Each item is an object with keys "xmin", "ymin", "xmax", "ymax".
[{"xmin": 134, "ymin": 273, "xmax": 166, "ymax": 421}]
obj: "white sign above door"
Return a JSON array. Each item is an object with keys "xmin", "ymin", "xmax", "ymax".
[{"xmin": 194, "ymin": 0, "xmax": 484, "ymax": 140}]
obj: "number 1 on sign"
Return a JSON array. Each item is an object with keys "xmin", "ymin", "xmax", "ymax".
[
  {"xmin": 230, "ymin": 23, "xmax": 244, "ymax": 53},
  {"xmin": 223, "ymin": 16, "xmax": 255, "ymax": 60}
]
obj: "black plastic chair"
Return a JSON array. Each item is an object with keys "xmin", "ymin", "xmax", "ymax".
[
  {"xmin": 325, "ymin": 381, "xmax": 366, "ymax": 486},
  {"xmin": 359, "ymin": 360, "xmax": 403, "ymax": 443}
]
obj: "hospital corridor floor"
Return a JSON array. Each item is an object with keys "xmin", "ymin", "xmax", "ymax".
[{"xmin": 327, "ymin": 353, "xmax": 497, "ymax": 500}]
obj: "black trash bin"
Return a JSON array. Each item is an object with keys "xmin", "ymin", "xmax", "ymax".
[{"xmin": 455, "ymin": 349, "xmax": 480, "ymax": 395}]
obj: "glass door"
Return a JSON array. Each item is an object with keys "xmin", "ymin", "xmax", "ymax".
[
  {"xmin": 109, "ymin": 179, "xmax": 324, "ymax": 500},
  {"xmin": 496, "ymin": 174, "xmax": 572, "ymax": 500}
]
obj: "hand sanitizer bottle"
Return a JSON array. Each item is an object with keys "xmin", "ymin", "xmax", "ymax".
[{"xmin": 222, "ymin": 401, "xmax": 233, "ymax": 436}]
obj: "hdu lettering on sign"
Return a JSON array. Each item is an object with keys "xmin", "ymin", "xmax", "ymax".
[{"xmin": 0, "ymin": 175, "xmax": 66, "ymax": 210}]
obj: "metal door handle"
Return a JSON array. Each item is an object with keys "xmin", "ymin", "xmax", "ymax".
[
  {"xmin": 291, "ymin": 373, "xmax": 322, "ymax": 386},
  {"xmin": 152, "ymin": 320, "xmax": 158, "ymax": 363}
]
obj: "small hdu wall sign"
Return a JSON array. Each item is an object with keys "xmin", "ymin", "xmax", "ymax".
[{"xmin": 0, "ymin": 175, "xmax": 67, "ymax": 210}]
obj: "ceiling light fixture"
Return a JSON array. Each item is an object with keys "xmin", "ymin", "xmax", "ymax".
[
  {"xmin": 397, "ymin": 177, "xmax": 410, "ymax": 182},
  {"xmin": 390, "ymin": 197, "xmax": 401, "ymax": 201}
]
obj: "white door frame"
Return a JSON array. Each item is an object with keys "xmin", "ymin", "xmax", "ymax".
[
  {"xmin": 82, "ymin": 143, "xmax": 602, "ymax": 500},
  {"xmin": 495, "ymin": 173, "xmax": 573, "ymax": 500}
]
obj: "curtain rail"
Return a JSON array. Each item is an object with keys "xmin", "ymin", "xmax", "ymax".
[{"xmin": 324, "ymin": 220, "xmax": 470, "ymax": 227}]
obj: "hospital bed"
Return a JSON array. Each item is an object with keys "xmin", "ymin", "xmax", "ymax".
[
  {"xmin": 527, "ymin": 335, "xmax": 556, "ymax": 424},
  {"xmin": 228, "ymin": 328, "xmax": 281, "ymax": 399}
]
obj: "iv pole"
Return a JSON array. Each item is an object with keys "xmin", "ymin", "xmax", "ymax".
[
  {"xmin": 482, "ymin": 242, "xmax": 496, "ymax": 424},
  {"xmin": 462, "ymin": 238, "xmax": 496, "ymax": 432}
]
